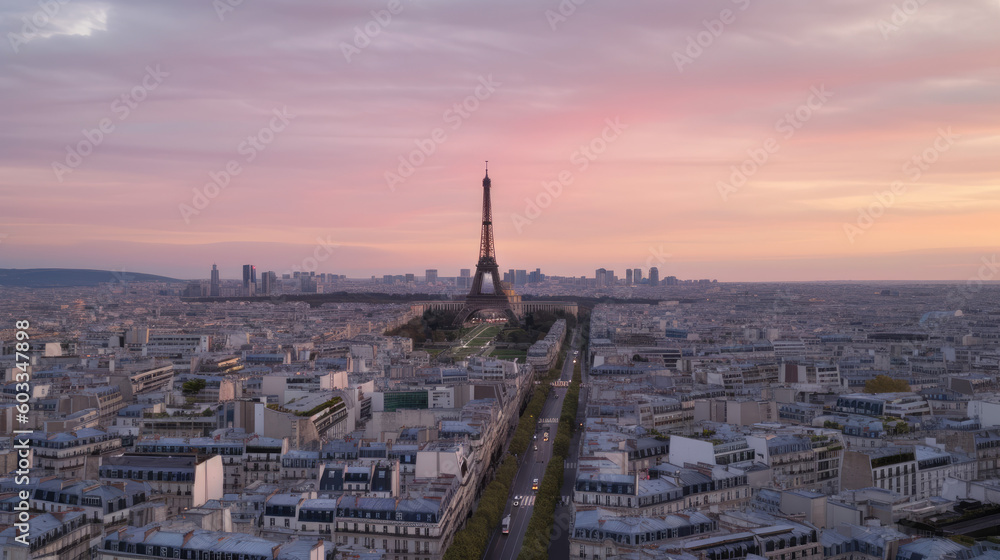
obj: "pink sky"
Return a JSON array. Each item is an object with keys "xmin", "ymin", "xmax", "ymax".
[{"xmin": 1, "ymin": 0, "xmax": 998, "ymax": 281}]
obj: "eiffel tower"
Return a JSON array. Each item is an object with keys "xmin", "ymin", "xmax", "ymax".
[{"xmin": 454, "ymin": 163, "xmax": 517, "ymax": 325}]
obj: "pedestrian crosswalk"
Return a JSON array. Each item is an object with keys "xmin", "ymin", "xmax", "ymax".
[
  {"xmin": 564, "ymin": 461, "xmax": 577, "ymax": 470},
  {"xmin": 539, "ymin": 418, "xmax": 558, "ymax": 424},
  {"xmin": 518, "ymin": 495, "xmax": 536, "ymax": 507}
]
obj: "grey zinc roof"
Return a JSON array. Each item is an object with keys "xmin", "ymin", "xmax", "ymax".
[
  {"xmin": 897, "ymin": 538, "xmax": 969, "ymax": 560},
  {"xmin": 575, "ymin": 508, "xmax": 713, "ymax": 537},
  {"xmin": 109, "ymin": 527, "xmax": 322, "ymax": 557},
  {"xmin": 300, "ymin": 498, "xmax": 339, "ymax": 510},
  {"xmin": 397, "ymin": 498, "xmax": 439, "ymax": 514},
  {"xmin": 267, "ymin": 493, "xmax": 303, "ymax": 506},
  {"xmin": 637, "ymin": 477, "xmax": 679, "ymax": 496}
]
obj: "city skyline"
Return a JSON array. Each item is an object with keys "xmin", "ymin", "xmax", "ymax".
[{"xmin": 1, "ymin": 2, "xmax": 998, "ymax": 282}]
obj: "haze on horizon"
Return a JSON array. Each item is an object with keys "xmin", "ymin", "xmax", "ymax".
[{"xmin": 1, "ymin": 0, "xmax": 998, "ymax": 282}]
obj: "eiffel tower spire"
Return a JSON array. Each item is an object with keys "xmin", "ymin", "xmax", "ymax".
[{"xmin": 478, "ymin": 162, "xmax": 496, "ymax": 267}]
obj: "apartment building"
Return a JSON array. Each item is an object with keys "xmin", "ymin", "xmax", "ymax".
[
  {"xmin": 0, "ymin": 511, "xmax": 99, "ymax": 560},
  {"xmin": 27, "ymin": 477, "xmax": 150, "ymax": 526},
  {"xmin": 570, "ymin": 509, "xmax": 716, "ymax": 559},
  {"xmin": 842, "ymin": 445, "xmax": 976, "ymax": 499},
  {"xmin": 28, "ymin": 428, "xmax": 124, "ymax": 480},
  {"xmin": 99, "ymin": 454, "xmax": 224, "ymax": 516}
]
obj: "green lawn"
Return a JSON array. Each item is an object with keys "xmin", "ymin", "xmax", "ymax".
[{"xmin": 489, "ymin": 349, "xmax": 526, "ymax": 362}]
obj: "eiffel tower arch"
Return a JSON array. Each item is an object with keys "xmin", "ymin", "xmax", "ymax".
[{"xmin": 454, "ymin": 164, "xmax": 518, "ymax": 325}]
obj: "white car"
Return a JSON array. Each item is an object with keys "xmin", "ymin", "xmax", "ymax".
[{"xmin": 513, "ymin": 496, "xmax": 521, "ymax": 507}]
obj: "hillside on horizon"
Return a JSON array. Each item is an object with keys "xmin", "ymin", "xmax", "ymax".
[{"xmin": 0, "ymin": 268, "xmax": 185, "ymax": 288}]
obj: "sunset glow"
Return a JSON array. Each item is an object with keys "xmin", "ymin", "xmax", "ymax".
[{"xmin": 2, "ymin": 0, "xmax": 999, "ymax": 280}]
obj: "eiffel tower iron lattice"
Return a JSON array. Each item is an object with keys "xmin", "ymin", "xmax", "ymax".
[{"xmin": 454, "ymin": 163, "xmax": 517, "ymax": 325}]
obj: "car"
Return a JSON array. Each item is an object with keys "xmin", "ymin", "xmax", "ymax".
[
  {"xmin": 532, "ymin": 478, "xmax": 539, "ymax": 490},
  {"xmin": 513, "ymin": 496, "xmax": 521, "ymax": 507},
  {"xmin": 534, "ymin": 444, "xmax": 538, "ymax": 451},
  {"xmin": 533, "ymin": 434, "xmax": 537, "ymax": 440}
]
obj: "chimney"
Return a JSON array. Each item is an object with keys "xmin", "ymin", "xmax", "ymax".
[
  {"xmin": 144, "ymin": 526, "xmax": 159, "ymax": 539},
  {"xmin": 182, "ymin": 530, "xmax": 195, "ymax": 546}
]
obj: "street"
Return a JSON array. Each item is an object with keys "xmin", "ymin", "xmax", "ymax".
[{"xmin": 483, "ymin": 327, "xmax": 582, "ymax": 560}]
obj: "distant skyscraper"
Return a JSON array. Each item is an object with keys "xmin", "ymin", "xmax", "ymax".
[
  {"xmin": 529, "ymin": 268, "xmax": 542, "ymax": 283},
  {"xmin": 665, "ymin": 275, "xmax": 678, "ymax": 286},
  {"xmin": 515, "ymin": 269, "xmax": 527, "ymax": 286},
  {"xmin": 649, "ymin": 267, "xmax": 660, "ymax": 286},
  {"xmin": 210, "ymin": 264, "xmax": 220, "ymax": 297},
  {"xmin": 425, "ymin": 269, "xmax": 438, "ymax": 284},
  {"xmin": 405, "ymin": 273, "xmax": 415, "ymax": 283},
  {"xmin": 625, "ymin": 269, "xmax": 633, "ymax": 285},
  {"xmin": 633, "ymin": 268, "xmax": 642, "ymax": 283},
  {"xmin": 242, "ymin": 264, "xmax": 256, "ymax": 296},
  {"xmin": 595, "ymin": 268, "xmax": 607, "ymax": 288},
  {"xmin": 300, "ymin": 274, "xmax": 317, "ymax": 293},
  {"xmin": 458, "ymin": 268, "xmax": 471, "ymax": 289},
  {"xmin": 260, "ymin": 271, "xmax": 277, "ymax": 295}
]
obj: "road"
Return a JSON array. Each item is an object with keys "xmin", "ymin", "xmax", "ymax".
[
  {"xmin": 551, "ymin": 340, "xmax": 589, "ymax": 557},
  {"xmin": 484, "ymin": 328, "xmax": 581, "ymax": 560}
]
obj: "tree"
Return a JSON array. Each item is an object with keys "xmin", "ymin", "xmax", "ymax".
[
  {"xmin": 182, "ymin": 379, "xmax": 206, "ymax": 395},
  {"xmin": 864, "ymin": 375, "xmax": 910, "ymax": 394}
]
